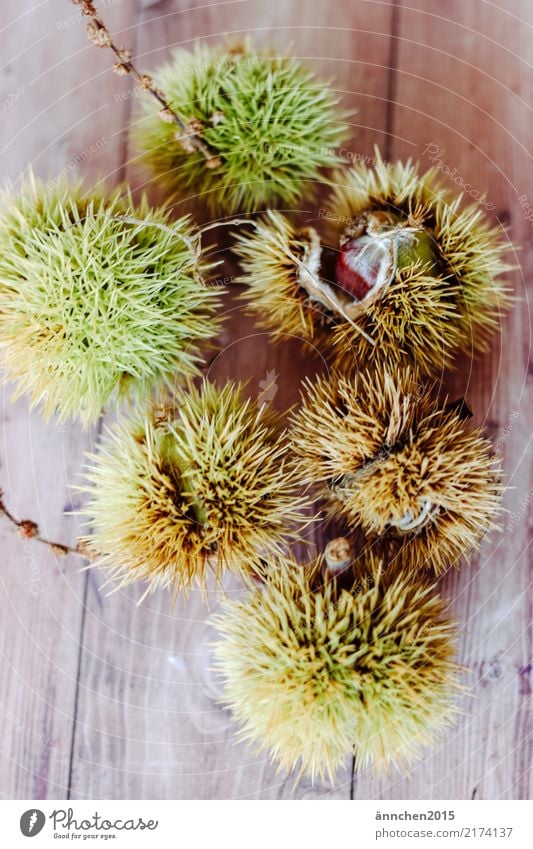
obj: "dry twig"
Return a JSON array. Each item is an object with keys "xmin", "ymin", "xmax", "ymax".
[{"xmin": 0, "ymin": 488, "xmax": 91, "ymax": 559}]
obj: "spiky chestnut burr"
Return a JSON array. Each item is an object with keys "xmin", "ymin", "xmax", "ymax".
[
  {"xmin": 71, "ymin": 0, "xmax": 218, "ymax": 166},
  {"xmin": 237, "ymin": 152, "xmax": 511, "ymax": 375},
  {"xmin": 0, "ymin": 175, "xmax": 221, "ymax": 425},
  {"xmin": 212, "ymin": 549, "xmax": 462, "ymax": 781},
  {"xmin": 81, "ymin": 381, "xmax": 310, "ymax": 598},
  {"xmin": 290, "ymin": 367, "xmax": 503, "ymax": 574},
  {"xmin": 134, "ymin": 41, "xmax": 347, "ymax": 214},
  {"xmin": 234, "ymin": 211, "xmax": 337, "ymax": 347}
]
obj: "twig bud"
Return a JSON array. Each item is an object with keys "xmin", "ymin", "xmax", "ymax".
[
  {"xmin": 80, "ymin": 1, "xmax": 97, "ymax": 15},
  {"xmin": 19, "ymin": 520, "xmax": 39, "ymax": 539},
  {"xmin": 86, "ymin": 20, "xmax": 112, "ymax": 48},
  {"xmin": 116, "ymin": 48, "xmax": 132, "ymax": 63},
  {"xmin": 324, "ymin": 537, "xmax": 354, "ymax": 575}
]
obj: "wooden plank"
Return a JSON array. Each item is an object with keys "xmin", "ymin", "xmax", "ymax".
[
  {"xmin": 67, "ymin": 0, "xmax": 396, "ymax": 799},
  {"xmin": 350, "ymin": 0, "xmax": 533, "ymax": 800},
  {"xmin": 3, "ymin": 0, "xmax": 530, "ymax": 802},
  {"xmin": 0, "ymin": 0, "xmax": 139, "ymax": 799}
]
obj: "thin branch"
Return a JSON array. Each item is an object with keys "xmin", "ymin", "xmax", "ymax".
[
  {"xmin": 70, "ymin": 0, "xmax": 221, "ymax": 169},
  {"xmin": 0, "ymin": 488, "xmax": 91, "ymax": 559}
]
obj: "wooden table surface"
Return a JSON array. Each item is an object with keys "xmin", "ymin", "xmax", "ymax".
[{"xmin": 0, "ymin": 0, "xmax": 531, "ymax": 800}]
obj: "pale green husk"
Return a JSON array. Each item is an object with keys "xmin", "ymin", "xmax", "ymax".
[
  {"xmin": 213, "ymin": 554, "xmax": 462, "ymax": 781},
  {"xmin": 0, "ymin": 174, "xmax": 221, "ymax": 424},
  {"xmin": 82, "ymin": 381, "xmax": 311, "ymax": 597},
  {"xmin": 135, "ymin": 41, "xmax": 347, "ymax": 213}
]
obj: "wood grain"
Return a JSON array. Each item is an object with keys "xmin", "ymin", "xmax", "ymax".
[
  {"xmin": 0, "ymin": 0, "xmax": 143, "ymax": 799},
  {"xmin": 0, "ymin": 0, "xmax": 531, "ymax": 800}
]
